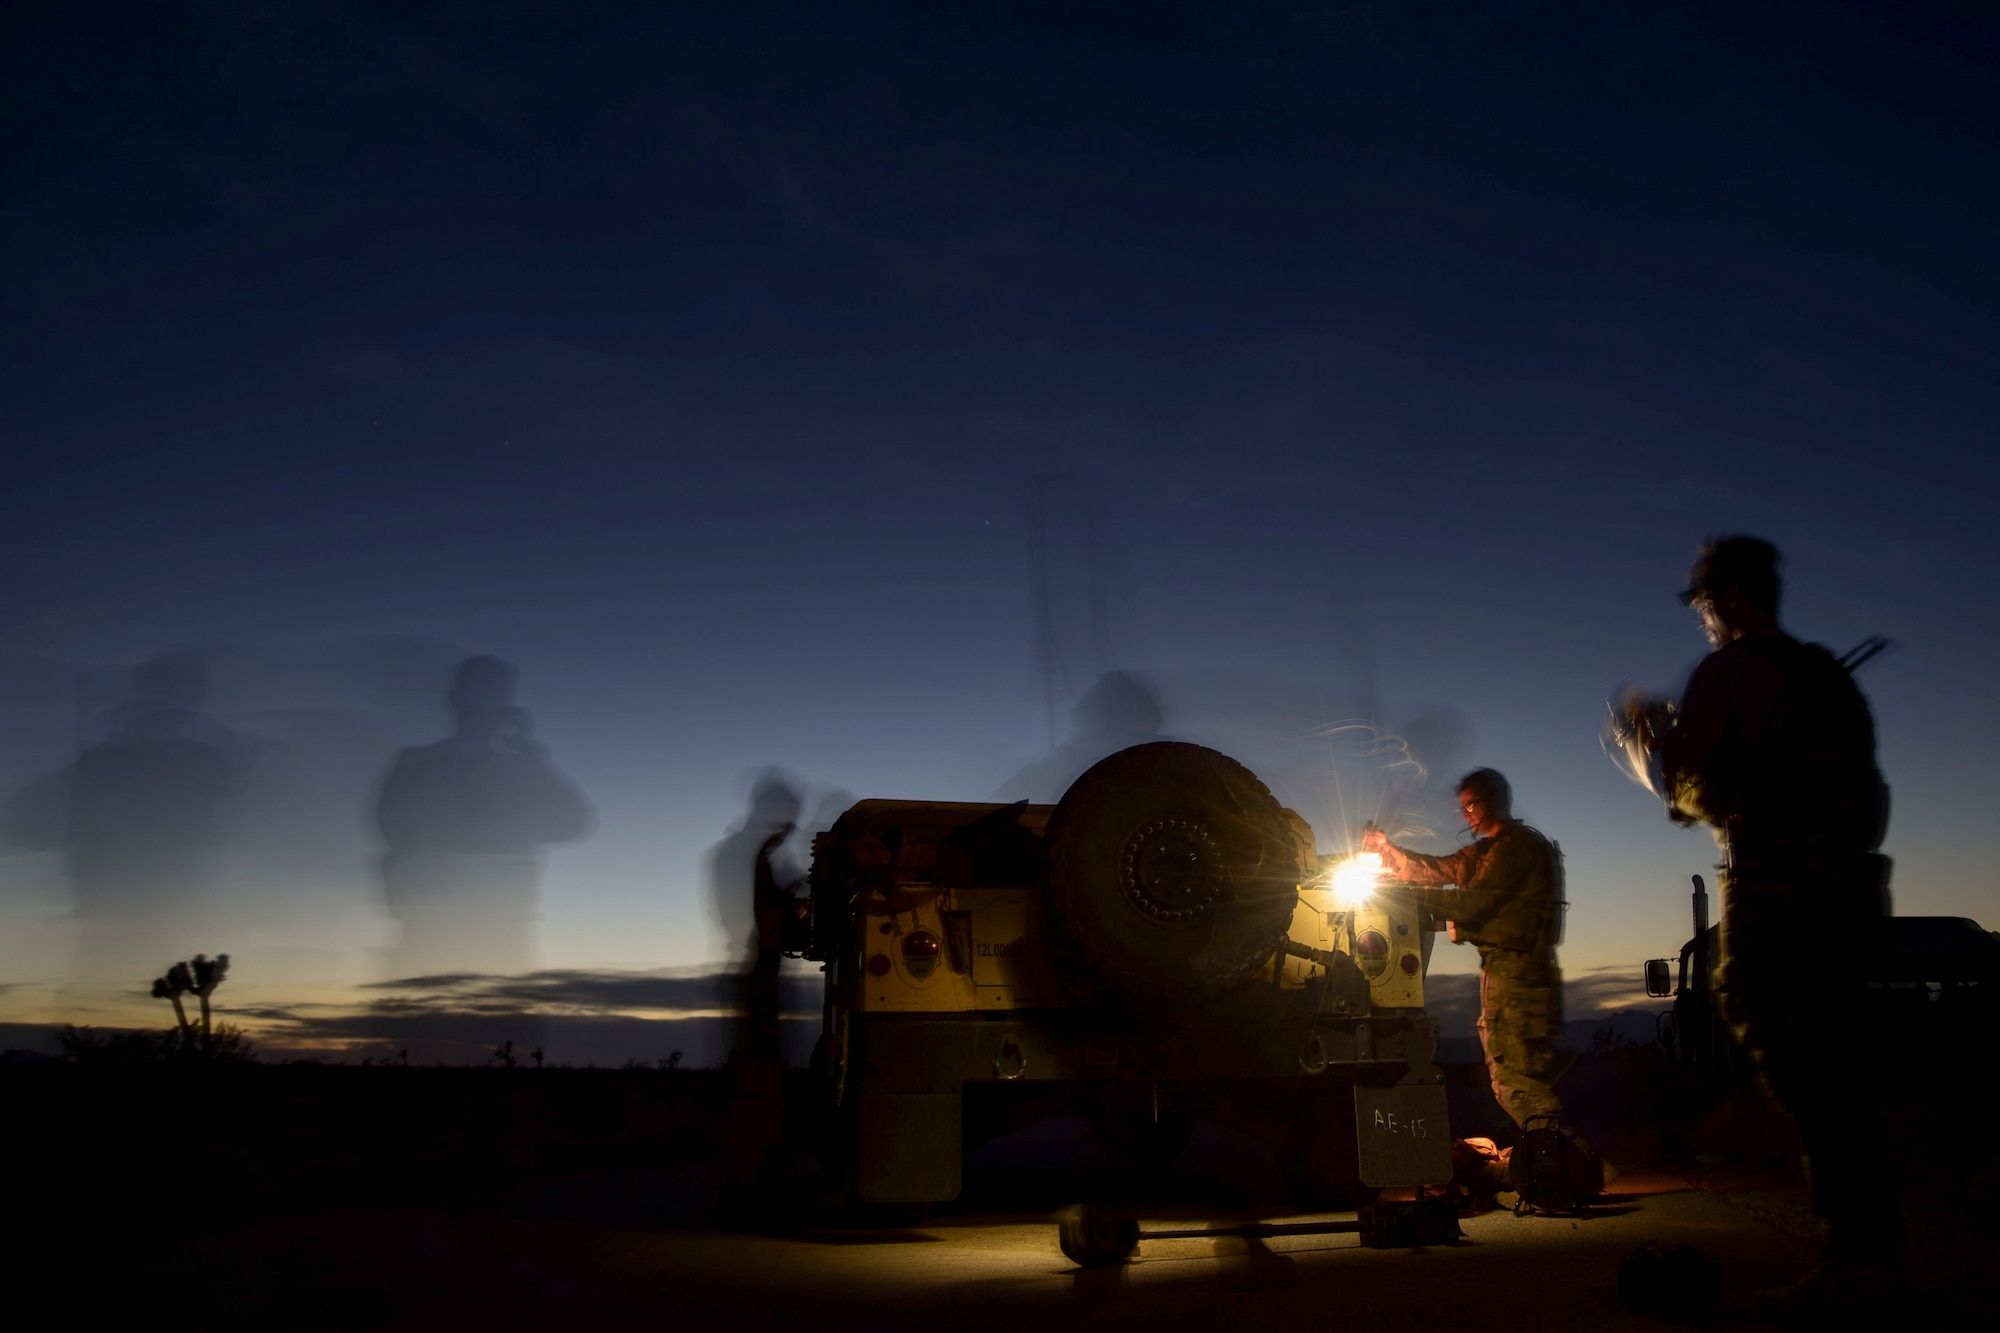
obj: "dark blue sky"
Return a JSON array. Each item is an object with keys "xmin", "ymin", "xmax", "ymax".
[{"xmin": 3, "ymin": 2, "xmax": 1997, "ymax": 1041}]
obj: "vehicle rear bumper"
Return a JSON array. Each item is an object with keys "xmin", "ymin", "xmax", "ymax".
[
  {"xmin": 839, "ymin": 1010, "xmax": 1451, "ymax": 1202},
  {"xmin": 848, "ymin": 1009, "xmax": 1445, "ymax": 1093}
]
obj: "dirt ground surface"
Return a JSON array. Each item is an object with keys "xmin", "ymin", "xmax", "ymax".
[
  {"xmin": 14, "ymin": 1060, "xmax": 1993, "ymax": 1330},
  {"xmin": 33, "ymin": 1147, "xmax": 1983, "ymax": 1333}
]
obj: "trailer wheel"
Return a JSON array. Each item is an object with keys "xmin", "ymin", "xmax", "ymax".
[
  {"xmin": 1058, "ymin": 1205, "xmax": 1140, "ymax": 1268},
  {"xmin": 1046, "ymin": 742, "xmax": 1306, "ymax": 1003}
]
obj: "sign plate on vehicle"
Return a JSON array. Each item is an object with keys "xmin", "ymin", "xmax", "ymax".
[
  {"xmin": 966, "ymin": 892, "xmax": 1062, "ymax": 1002},
  {"xmin": 1354, "ymin": 1083, "xmax": 1453, "ymax": 1187}
]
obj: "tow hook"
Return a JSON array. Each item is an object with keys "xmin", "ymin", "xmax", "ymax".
[
  {"xmin": 993, "ymin": 1036, "xmax": 1027, "ymax": 1080},
  {"xmin": 1299, "ymin": 1031, "xmax": 1329, "ymax": 1074}
]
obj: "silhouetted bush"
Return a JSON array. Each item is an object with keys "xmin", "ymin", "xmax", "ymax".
[{"xmin": 58, "ymin": 1021, "xmax": 257, "ymax": 1064}]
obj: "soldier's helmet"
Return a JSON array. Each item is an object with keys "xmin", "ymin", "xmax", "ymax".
[
  {"xmin": 448, "ymin": 654, "xmax": 518, "ymax": 713},
  {"xmin": 1678, "ymin": 535, "xmax": 1782, "ymax": 612},
  {"xmin": 1456, "ymin": 767, "xmax": 1513, "ymax": 820}
]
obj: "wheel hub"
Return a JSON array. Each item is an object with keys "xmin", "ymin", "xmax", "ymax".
[{"xmin": 1120, "ymin": 819, "xmax": 1225, "ymax": 924}]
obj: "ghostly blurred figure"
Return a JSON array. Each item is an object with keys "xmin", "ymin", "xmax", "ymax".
[
  {"xmin": 705, "ymin": 772, "xmax": 816, "ymax": 1196},
  {"xmin": 995, "ymin": 669, "xmax": 1166, "ymax": 802},
  {"xmin": 705, "ymin": 773, "xmax": 804, "ymax": 967},
  {"xmin": 4, "ymin": 649, "xmax": 246, "ymax": 1000},
  {"xmin": 374, "ymin": 656, "xmax": 593, "ymax": 978}
]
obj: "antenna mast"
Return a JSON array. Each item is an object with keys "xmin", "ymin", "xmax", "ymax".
[{"xmin": 1026, "ymin": 478, "xmax": 1064, "ymax": 751}]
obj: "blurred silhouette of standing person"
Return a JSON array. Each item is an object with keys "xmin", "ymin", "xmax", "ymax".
[
  {"xmin": 374, "ymin": 656, "xmax": 592, "ymax": 978},
  {"xmin": 705, "ymin": 774, "xmax": 812, "ymax": 1199},
  {"xmin": 707, "ymin": 775, "xmax": 815, "ymax": 1082},
  {"xmin": 705, "ymin": 774, "xmax": 804, "ymax": 977},
  {"xmin": 1623, "ymin": 536, "xmax": 1897, "ymax": 1313},
  {"xmin": 995, "ymin": 669, "xmax": 1166, "ymax": 802},
  {"xmin": 4, "ymin": 649, "xmax": 246, "ymax": 1000}
]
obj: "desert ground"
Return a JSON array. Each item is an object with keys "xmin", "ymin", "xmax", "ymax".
[{"xmin": 13, "ymin": 1053, "xmax": 1993, "ymax": 1331}]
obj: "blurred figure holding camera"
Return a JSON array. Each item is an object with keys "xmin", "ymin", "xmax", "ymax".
[
  {"xmin": 375, "ymin": 655, "xmax": 593, "ymax": 980},
  {"xmin": 1622, "ymin": 536, "xmax": 1899, "ymax": 1313}
]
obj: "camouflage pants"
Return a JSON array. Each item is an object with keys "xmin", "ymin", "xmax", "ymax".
[
  {"xmin": 1477, "ymin": 948, "xmax": 1565, "ymax": 1129},
  {"xmin": 1720, "ymin": 868, "xmax": 1900, "ymax": 1252}
]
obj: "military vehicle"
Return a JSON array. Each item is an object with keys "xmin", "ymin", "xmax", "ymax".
[
  {"xmin": 1646, "ymin": 872, "xmax": 2000, "ymax": 1079},
  {"xmin": 791, "ymin": 741, "xmax": 1454, "ymax": 1209}
]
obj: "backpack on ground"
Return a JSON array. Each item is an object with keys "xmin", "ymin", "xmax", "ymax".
[{"xmin": 1508, "ymin": 1114, "xmax": 1603, "ymax": 1215}]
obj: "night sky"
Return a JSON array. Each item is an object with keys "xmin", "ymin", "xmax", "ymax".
[{"xmin": 4, "ymin": 2, "xmax": 1996, "ymax": 1061}]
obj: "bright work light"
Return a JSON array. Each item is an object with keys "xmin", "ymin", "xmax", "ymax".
[{"xmin": 1331, "ymin": 851, "xmax": 1382, "ymax": 907}]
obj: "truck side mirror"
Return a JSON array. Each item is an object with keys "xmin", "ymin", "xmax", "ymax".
[{"xmin": 1644, "ymin": 958, "xmax": 1674, "ymax": 998}]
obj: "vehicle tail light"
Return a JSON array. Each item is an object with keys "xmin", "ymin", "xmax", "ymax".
[
  {"xmin": 901, "ymin": 930, "xmax": 942, "ymax": 980},
  {"xmin": 866, "ymin": 952, "xmax": 892, "ymax": 977},
  {"xmin": 1355, "ymin": 929, "xmax": 1390, "ymax": 978},
  {"xmin": 1398, "ymin": 951, "xmax": 1421, "ymax": 976}
]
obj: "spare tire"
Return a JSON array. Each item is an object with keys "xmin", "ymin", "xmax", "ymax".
[{"xmin": 1045, "ymin": 742, "xmax": 1307, "ymax": 1004}]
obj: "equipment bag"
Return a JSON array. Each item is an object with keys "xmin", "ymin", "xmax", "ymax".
[{"xmin": 1508, "ymin": 1115, "xmax": 1603, "ymax": 1215}]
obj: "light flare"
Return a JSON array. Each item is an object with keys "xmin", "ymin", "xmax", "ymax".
[{"xmin": 1331, "ymin": 851, "xmax": 1382, "ymax": 907}]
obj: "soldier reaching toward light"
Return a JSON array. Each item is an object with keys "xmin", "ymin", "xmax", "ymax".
[{"xmin": 1362, "ymin": 768, "xmax": 1565, "ymax": 1135}]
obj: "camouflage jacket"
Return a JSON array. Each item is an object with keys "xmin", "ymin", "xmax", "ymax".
[
  {"xmin": 1385, "ymin": 820, "xmax": 1560, "ymax": 955},
  {"xmin": 1658, "ymin": 631, "xmax": 1886, "ymax": 855}
]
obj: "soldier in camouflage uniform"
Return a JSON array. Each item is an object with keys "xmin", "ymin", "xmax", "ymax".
[
  {"xmin": 1364, "ymin": 768, "xmax": 1565, "ymax": 1132},
  {"xmin": 1627, "ymin": 536, "xmax": 1900, "ymax": 1311}
]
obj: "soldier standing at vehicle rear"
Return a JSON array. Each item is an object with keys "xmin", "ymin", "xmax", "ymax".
[
  {"xmin": 1625, "ymin": 535, "xmax": 1899, "ymax": 1310},
  {"xmin": 1363, "ymin": 768, "xmax": 1565, "ymax": 1134}
]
